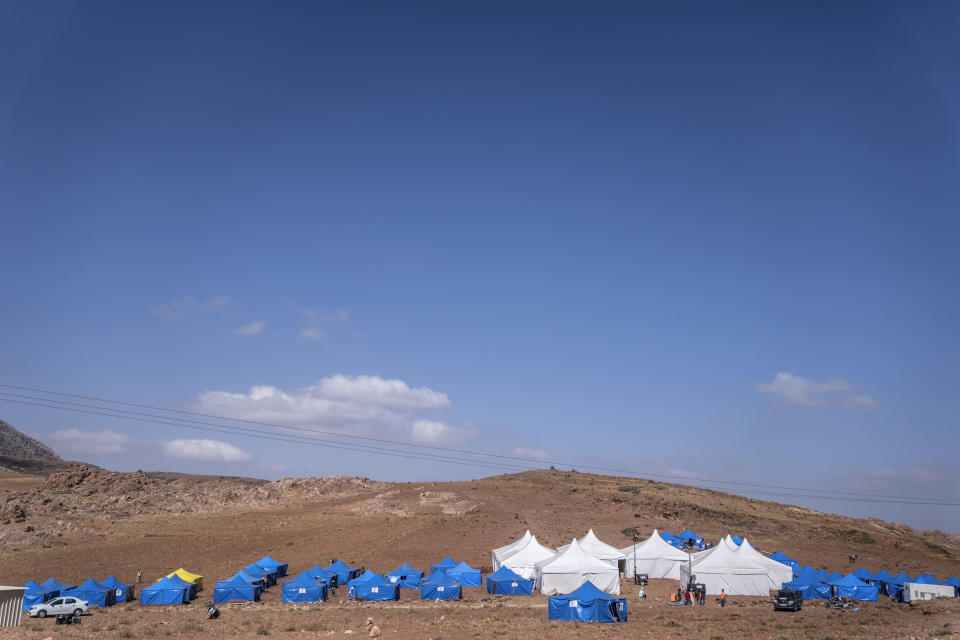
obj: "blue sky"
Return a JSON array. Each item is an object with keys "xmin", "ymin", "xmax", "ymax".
[{"xmin": 1, "ymin": 2, "xmax": 958, "ymax": 531}]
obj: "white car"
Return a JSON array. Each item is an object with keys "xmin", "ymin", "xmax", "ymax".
[{"xmin": 28, "ymin": 596, "xmax": 89, "ymax": 618}]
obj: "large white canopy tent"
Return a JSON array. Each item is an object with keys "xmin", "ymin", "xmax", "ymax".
[
  {"xmin": 491, "ymin": 530, "xmax": 531, "ymax": 571},
  {"xmin": 558, "ymin": 529, "xmax": 626, "ymax": 567},
  {"xmin": 618, "ymin": 529, "xmax": 690, "ymax": 579},
  {"xmin": 535, "ymin": 538, "xmax": 620, "ymax": 595},
  {"xmin": 734, "ymin": 538, "xmax": 793, "ymax": 588},
  {"xmin": 499, "ymin": 535, "xmax": 556, "ymax": 580},
  {"xmin": 679, "ymin": 540, "xmax": 772, "ymax": 596}
]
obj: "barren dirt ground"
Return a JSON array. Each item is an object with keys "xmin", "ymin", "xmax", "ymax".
[{"xmin": 1, "ymin": 467, "xmax": 958, "ymax": 639}]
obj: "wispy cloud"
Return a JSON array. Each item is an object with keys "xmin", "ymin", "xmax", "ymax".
[
  {"xmin": 45, "ymin": 428, "xmax": 131, "ymax": 456},
  {"xmin": 149, "ymin": 295, "xmax": 231, "ymax": 319},
  {"xmin": 234, "ymin": 320, "xmax": 266, "ymax": 336},
  {"xmin": 512, "ymin": 447, "xmax": 549, "ymax": 460},
  {"xmin": 299, "ymin": 309, "xmax": 350, "ymax": 340},
  {"xmin": 161, "ymin": 438, "xmax": 252, "ymax": 462},
  {"xmin": 757, "ymin": 372, "xmax": 877, "ymax": 410},
  {"xmin": 193, "ymin": 374, "xmax": 475, "ymax": 444}
]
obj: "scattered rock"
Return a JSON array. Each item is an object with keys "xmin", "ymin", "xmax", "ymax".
[
  {"xmin": 366, "ymin": 616, "xmax": 374, "ymax": 625},
  {"xmin": 368, "ymin": 626, "xmax": 382, "ymax": 638}
]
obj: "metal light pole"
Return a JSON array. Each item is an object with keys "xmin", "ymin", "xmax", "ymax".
[{"xmin": 632, "ymin": 533, "xmax": 639, "ymax": 584}]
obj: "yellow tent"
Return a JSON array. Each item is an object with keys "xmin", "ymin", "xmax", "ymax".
[{"xmin": 166, "ymin": 568, "xmax": 203, "ymax": 591}]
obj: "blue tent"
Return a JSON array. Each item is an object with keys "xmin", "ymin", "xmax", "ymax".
[
  {"xmin": 548, "ymin": 581, "xmax": 628, "ymax": 623},
  {"xmin": 22, "ymin": 580, "xmax": 57, "ymax": 610},
  {"xmin": 163, "ymin": 574, "xmax": 198, "ymax": 600},
  {"xmin": 140, "ymin": 577, "xmax": 188, "ymax": 605},
  {"xmin": 430, "ymin": 557, "xmax": 458, "ymax": 575},
  {"xmin": 943, "ymin": 576, "xmax": 960, "ymax": 596},
  {"xmin": 255, "ymin": 555, "xmax": 289, "ymax": 578},
  {"xmin": 40, "ymin": 577, "xmax": 75, "ymax": 592},
  {"xmin": 730, "ymin": 535, "xmax": 743, "ymax": 546},
  {"xmin": 306, "ymin": 565, "xmax": 338, "ymax": 588},
  {"xmin": 913, "ymin": 574, "xmax": 941, "ymax": 585},
  {"xmin": 244, "ymin": 564, "xmax": 277, "ymax": 587},
  {"xmin": 793, "ymin": 566, "xmax": 817, "ymax": 582},
  {"xmin": 215, "ymin": 574, "xmax": 262, "ymax": 603},
  {"xmin": 386, "ymin": 563, "xmax": 424, "ymax": 588},
  {"xmin": 893, "ymin": 572, "xmax": 912, "ymax": 584},
  {"xmin": 769, "ymin": 551, "xmax": 799, "ymax": 572},
  {"xmin": 327, "ymin": 560, "xmax": 360, "ymax": 584},
  {"xmin": 852, "ymin": 568, "xmax": 876, "ymax": 583},
  {"xmin": 486, "ymin": 566, "xmax": 533, "ymax": 595},
  {"xmin": 348, "ymin": 570, "xmax": 377, "ymax": 589},
  {"xmin": 65, "ymin": 578, "xmax": 116, "ymax": 608},
  {"xmin": 282, "ymin": 572, "xmax": 327, "ymax": 603},
  {"xmin": 99, "ymin": 576, "xmax": 134, "ymax": 603},
  {"xmin": 446, "ymin": 561, "xmax": 482, "ymax": 587},
  {"xmin": 420, "ymin": 571, "xmax": 462, "ymax": 601},
  {"xmin": 873, "ymin": 569, "xmax": 895, "ymax": 583},
  {"xmin": 826, "ymin": 574, "xmax": 878, "ymax": 601},
  {"xmin": 677, "ymin": 529, "xmax": 702, "ymax": 545},
  {"xmin": 353, "ymin": 574, "xmax": 400, "ymax": 601}
]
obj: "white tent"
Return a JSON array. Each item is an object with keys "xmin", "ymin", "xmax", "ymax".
[
  {"xmin": 733, "ymin": 538, "xmax": 792, "ymax": 589},
  {"xmin": 558, "ymin": 529, "xmax": 625, "ymax": 567},
  {"xmin": 679, "ymin": 539, "xmax": 772, "ymax": 596},
  {"xmin": 499, "ymin": 535, "xmax": 556, "ymax": 580},
  {"xmin": 618, "ymin": 529, "xmax": 690, "ymax": 579},
  {"xmin": 491, "ymin": 530, "xmax": 531, "ymax": 571},
  {"xmin": 535, "ymin": 538, "xmax": 620, "ymax": 595}
]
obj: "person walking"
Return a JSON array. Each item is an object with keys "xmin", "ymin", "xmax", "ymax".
[
  {"xmin": 136, "ymin": 568, "xmax": 142, "ymax": 584},
  {"xmin": 684, "ymin": 588, "xmax": 691, "ymax": 606},
  {"xmin": 720, "ymin": 589, "xmax": 726, "ymax": 608}
]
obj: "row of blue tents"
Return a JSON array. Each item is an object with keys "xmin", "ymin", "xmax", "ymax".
[
  {"xmin": 22, "ymin": 576, "xmax": 135, "ymax": 610},
  {"xmin": 547, "ymin": 581, "xmax": 628, "ymax": 623},
  {"xmin": 213, "ymin": 555, "xmax": 295, "ymax": 604},
  {"xmin": 660, "ymin": 529, "xmax": 705, "ymax": 549},
  {"xmin": 782, "ymin": 566, "xmax": 960, "ymax": 601}
]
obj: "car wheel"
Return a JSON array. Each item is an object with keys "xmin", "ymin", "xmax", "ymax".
[
  {"xmin": 36, "ymin": 610, "xmax": 47, "ymax": 618},
  {"xmin": 74, "ymin": 609, "xmax": 83, "ymax": 617}
]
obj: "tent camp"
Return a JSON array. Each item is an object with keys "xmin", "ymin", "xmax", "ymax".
[
  {"xmin": 386, "ymin": 563, "xmax": 424, "ymax": 588},
  {"xmin": 64, "ymin": 579, "xmax": 116, "ymax": 608},
  {"xmin": 618, "ymin": 529, "xmax": 689, "ymax": 579},
  {"xmin": 826, "ymin": 574, "xmax": 879, "ymax": 601},
  {"xmin": 486, "ymin": 566, "xmax": 533, "ymax": 595},
  {"xmin": 215, "ymin": 574, "xmax": 262, "ymax": 603},
  {"xmin": 21, "ymin": 581, "xmax": 57, "ymax": 610},
  {"xmin": 306, "ymin": 565, "xmax": 337, "ymax": 588},
  {"xmin": 353, "ymin": 574, "xmax": 400, "ymax": 601},
  {"xmin": 99, "ymin": 576, "xmax": 134, "ymax": 603},
  {"xmin": 535, "ymin": 538, "xmax": 620, "ymax": 596},
  {"xmin": 420, "ymin": 571, "xmax": 462, "ymax": 601},
  {"xmin": 327, "ymin": 560, "xmax": 360, "ymax": 584},
  {"xmin": 499, "ymin": 535, "xmax": 556, "ymax": 581},
  {"xmin": 446, "ymin": 562, "xmax": 482, "ymax": 587},
  {"xmin": 140, "ymin": 577, "xmax": 188, "ymax": 605},
  {"xmin": 679, "ymin": 539, "xmax": 773, "ymax": 596},
  {"xmin": 244, "ymin": 564, "xmax": 277, "ymax": 587},
  {"xmin": 430, "ymin": 557, "xmax": 458, "ymax": 575},
  {"xmin": 547, "ymin": 581, "xmax": 628, "ymax": 623},
  {"xmin": 255, "ymin": 556, "xmax": 289, "ymax": 578},
  {"xmin": 166, "ymin": 569, "xmax": 203, "ymax": 591},
  {"xmin": 282, "ymin": 572, "xmax": 327, "ymax": 603},
  {"xmin": 491, "ymin": 530, "xmax": 531, "ymax": 571},
  {"xmin": 560, "ymin": 530, "xmax": 626, "ymax": 568}
]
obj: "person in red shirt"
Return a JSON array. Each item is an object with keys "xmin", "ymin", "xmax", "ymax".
[{"xmin": 720, "ymin": 589, "xmax": 726, "ymax": 607}]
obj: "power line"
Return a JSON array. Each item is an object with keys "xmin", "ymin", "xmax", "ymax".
[{"xmin": 1, "ymin": 384, "xmax": 957, "ymax": 507}]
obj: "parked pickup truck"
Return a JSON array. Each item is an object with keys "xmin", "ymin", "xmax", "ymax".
[{"xmin": 773, "ymin": 589, "xmax": 803, "ymax": 612}]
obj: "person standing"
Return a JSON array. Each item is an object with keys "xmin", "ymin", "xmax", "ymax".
[
  {"xmin": 684, "ymin": 588, "xmax": 691, "ymax": 605},
  {"xmin": 136, "ymin": 568, "xmax": 142, "ymax": 584},
  {"xmin": 720, "ymin": 589, "xmax": 726, "ymax": 608},
  {"xmin": 638, "ymin": 586, "xmax": 645, "ymax": 600}
]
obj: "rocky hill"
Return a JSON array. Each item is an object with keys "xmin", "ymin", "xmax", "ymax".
[{"xmin": 0, "ymin": 419, "xmax": 60, "ymax": 460}]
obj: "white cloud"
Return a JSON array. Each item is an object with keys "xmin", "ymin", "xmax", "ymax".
[
  {"xmin": 46, "ymin": 428, "xmax": 131, "ymax": 456},
  {"xmin": 512, "ymin": 447, "xmax": 549, "ymax": 460},
  {"xmin": 234, "ymin": 320, "xmax": 266, "ymax": 336},
  {"xmin": 193, "ymin": 374, "xmax": 474, "ymax": 444},
  {"xmin": 757, "ymin": 372, "xmax": 877, "ymax": 410},
  {"xmin": 161, "ymin": 438, "xmax": 252, "ymax": 462},
  {"xmin": 149, "ymin": 295, "xmax": 231, "ymax": 318},
  {"xmin": 299, "ymin": 309, "xmax": 350, "ymax": 340}
]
